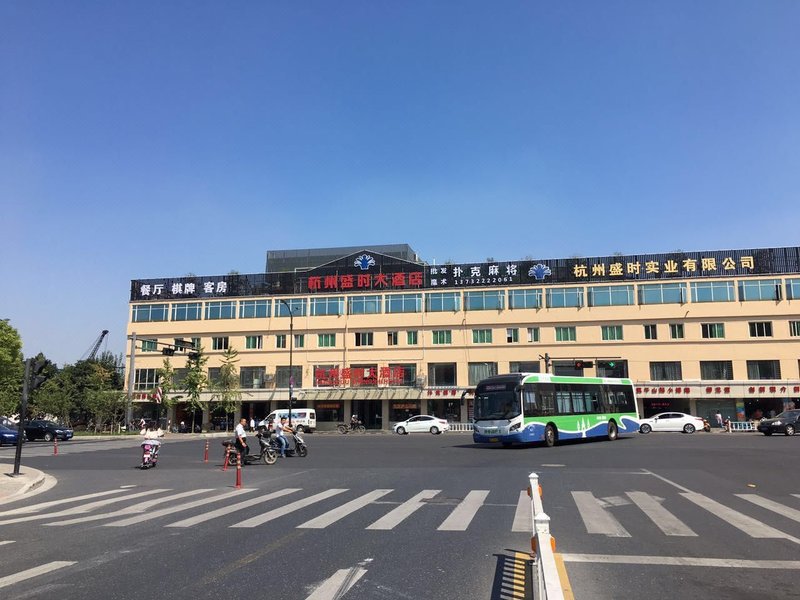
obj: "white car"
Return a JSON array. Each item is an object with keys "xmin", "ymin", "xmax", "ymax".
[
  {"xmin": 638, "ymin": 412, "xmax": 709, "ymax": 434},
  {"xmin": 393, "ymin": 415, "xmax": 450, "ymax": 435}
]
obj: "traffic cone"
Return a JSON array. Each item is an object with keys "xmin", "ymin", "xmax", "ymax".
[{"xmin": 235, "ymin": 453, "xmax": 242, "ymax": 489}]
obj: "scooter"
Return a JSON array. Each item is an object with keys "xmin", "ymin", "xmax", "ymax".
[
  {"xmin": 269, "ymin": 431, "xmax": 308, "ymax": 457},
  {"xmin": 222, "ymin": 431, "xmax": 278, "ymax": 466},
  {"xmin": 140, "ymin": 439, "xmax": 160, "ymax": 469}
]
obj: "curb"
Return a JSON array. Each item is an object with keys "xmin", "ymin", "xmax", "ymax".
[{"xmin": 0, "ymin": 466, "xmax": 54, "ymax": 506}]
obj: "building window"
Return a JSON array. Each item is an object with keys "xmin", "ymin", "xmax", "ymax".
[
  {"xmin": 546, "ymin": 287, "xmax": 584, "ymax": 308},
  {"xmin": 432, "ymin": 330, "xmax": 452, "ymax": 345},
  {"xmin": 172, "ymin": 302, "xmax": 202, "ymax": 321},
  {"xmin": 601, "ymin": 325, "xmax": 623, "ymax": 341},
  {"xmin": 468, "ymin": 362, "xmax": 497, "ymax": 385},
  {"xmin": 388, "ymin": 331, "xmax": 398, "ymax": 346},
  {"xmin": 407, "ymin": 330, "xmax": 419, "ymax": 345},
  {"xmin": 207, "ymin": 368, "xmax": 222, "ymax": 386},
  {"xmin": 426, "ymin": 292, "xmax": 461, "ymax": 312},
  {"xmin": 786, "ymin": 279, "xmax": 800, "ymax": 300},
  {"xmin": 318, "ymin": 333, "xmax": 336, "ymax": 348},
  {"xmin": 141, "ymin": 339, "xmax": 158, "ymax": 352},
  {"xmin": 747, "ymin": 360, "xmax": 781, "ymax": 380},
  {"xmin": 527, "ymin": 327, "xmax": 540, "ymax": 343},
  {"xmin": 388, "ymin": 363, "xmax": 416, "ymax": 387},
  {"xmin": 212, "ymin": 337, "xmax": 229, "ymax": 351},
  {"xmin": 749, "ymin": 322, "xmax": 773, "ymax": 338},
  {"xmin": 276, "ymin": 298, "xmax": 307, "ymax": 317},
  {"xmin": 650, "ymin": 361, "xmax": 682, "ymax": 380},
  {"xmin": 239, "ymin": 299, "xmax": 270, "ymax": 319},
  {"xmin": 701, "ymin": 323, "xmax": 725, "ymax": 339},
  {"xmin": 245, "ymin": 335, "xmax": 262, "ymax": 350},
  {"xmin": 385, "ymin": 293, "xmax": 422, "ymax": 313},
  {"xmin": 790, "ymin": 321, "xmax": 800, "ymax": 337},
  {"xmin": 275, "ymin": 366, "xmax": 302, "ymax": 389},
  {"xmin": 311, "ymin": 296, "xmax": 345, "ymax": 316},
  {"xmin": 638, "ymin": 283, "xmax": 686, "ymax": 305},
  {"xmin": 205, "ymin": 301, "xmax": 236, "ymax": 320},
  {"xmin": 133, "ymin": 368, "xmax": 159, "ymax": 391},
  {"xmin": 464, "ymin": 290, "xmax": 504, "ymax": 311},
  {"xmin": 555, "ymin": 326, "xmax": 576, "ymax": 342},
  {"xmin": 132, "ymin": 304, "xmax": 168, "ymax": 323},
  {"xmin": 506, "ymin": 328, "xmax": 519, "ymax": 343},
  {"xmin": 355, "ymin": 332, "xmax": 373, "ymax": 347},
  {"xmin": 347, "ymin": 295, "xmax": 380, "ymax": 315},
  {"xmin": 588, "ymin": 285, "xmax": 634, "ymax": 307},
  {"xmin": 691, "ymin": 281, "xmax": 735, "ymax": 303},
  {"xmin": 739, "ymin": 279, "xmax": 782, "ymax": 301},
  {"xmin": 508, "ymin": 288, "xmax": 542, "ymax": 309},
  {"xmin": 428, "ymin": 363, "xmax": 457, "ymax": 387},
  {"xmin": 294, "ymin": 334, "xmax": 305, "ymax": 348},
  {"xmin": 700, "ymin": 360, "xmax": 734, "ymax": 380},
  {"xmin": 510, "ymin": 361, "xmax": 540, "ymax": 373},
  {"xmin": 643, "ymin": 324, "xmax": 657, "ymax": 340},
  {"xmin": 472, "ymin": 329, "xmax": 492, "ymax": 344},
  {"xmin": 276, "ymin": 335, "xmax": 286, "ymax": 349},
  {"xmin": 240, "ymin": 366, "xmax": 266, "ymax": 389},
  {"xmin": 669, "ymin": 323, "xmax": 684, "ymax": 339}
]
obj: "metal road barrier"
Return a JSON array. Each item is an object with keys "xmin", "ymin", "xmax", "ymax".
[
  {"xmin": 528, "ymin": 472, "xmax": 567, "ymax": 600},
  {"xmin": 727, "ymin": 421, "xmax": 756, "ymax": 432},
  {"xmin": 447, "ymin": 422, "xmax": 474, "ymax": 432}
]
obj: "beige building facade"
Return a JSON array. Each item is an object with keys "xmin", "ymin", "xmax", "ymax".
[{"xmin": 127, "ymin": 245, "xmax": 800, "ymax": 430}]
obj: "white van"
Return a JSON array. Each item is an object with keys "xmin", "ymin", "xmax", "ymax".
[{"xmin": 258, "ymin": 409, "xmax": 317, "ymax": 433}]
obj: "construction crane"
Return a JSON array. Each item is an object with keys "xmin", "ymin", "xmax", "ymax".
[{"xmin": 82, "ymin": 330, "xmax": 109, "ymax": 361}]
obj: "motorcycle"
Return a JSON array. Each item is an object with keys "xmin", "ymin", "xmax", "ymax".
[
  {"xmin": 140, "ymin": 439, "xmax": 161, "ymax": 469},
  {"xmin": 222, "ymin": 431, "xmax": 278, "ymax": 466},
  {"xmin": 337, "ymin": 420, "xmax": 366, "ymax": 434},
  {"xmin": 269, "ymin": 431, "xmax": 308, "ymax": 457}
]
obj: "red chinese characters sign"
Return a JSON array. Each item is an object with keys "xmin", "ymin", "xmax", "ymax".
[
  {"xmin": 314, "ymin": 367, "xmax": 406, "ymax": 387},
  {"xmin": 308, "ymin": 271, "xmax": 423, "ymax": 292}
]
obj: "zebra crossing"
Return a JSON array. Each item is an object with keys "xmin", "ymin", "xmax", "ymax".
[{"xmin": 1, "ymin": 484, "xmax": 799, "ymax": 541}]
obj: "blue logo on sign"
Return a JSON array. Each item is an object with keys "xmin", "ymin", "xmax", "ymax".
[
  {"xmin": 354, "ymin": 254, "xmax": 376, "ymax": 271},
  {"xmin": 528, "ymin": 264, "xmax": 552, "ymax": 280}
]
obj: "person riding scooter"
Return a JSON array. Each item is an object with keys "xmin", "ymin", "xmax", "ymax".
[{"xmin": 275, "ymin": 417, "xmax": 291, "ymax": 458}]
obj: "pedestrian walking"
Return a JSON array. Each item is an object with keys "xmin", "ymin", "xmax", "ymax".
[{"xmin": 715, "ymin": 412, "xmax": 724, "ymax": 429}]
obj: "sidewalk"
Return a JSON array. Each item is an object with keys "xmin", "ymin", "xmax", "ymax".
[{"xmin": 0, "ymin": 463, "xmax": 52, "ymax": 505}]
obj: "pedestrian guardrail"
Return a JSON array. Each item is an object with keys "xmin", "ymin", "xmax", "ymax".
[
  {"xmin": 727, "ymin": 421, "xmax": 756, "ymax": 432},
  {"xmin": 447, "ymin": 422, "xmax": 474, "ymax": 432},
  {"xmin": 528, "ymin": 472, "xmax": 566, "ymax": 600}
]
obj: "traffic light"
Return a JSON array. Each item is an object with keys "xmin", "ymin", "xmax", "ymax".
[
  {"xmin": 574, "ymin": 360, "xmax": 594, "ymax": 369},
  {"xmin": 597, "ymin": 360, "xmax": 617, "ymax": 369},
  {"xmin": 31, "ymin": 358, "xmax": 48, "ymax": 390},
  {"xmin": 162, "ymin": 347, "xmax": 176, "ymax": 356}
]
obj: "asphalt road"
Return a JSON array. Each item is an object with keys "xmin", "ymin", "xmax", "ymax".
[{"xmin": 1, "ymin": 430, "xmax": 799, "ymax": 599}]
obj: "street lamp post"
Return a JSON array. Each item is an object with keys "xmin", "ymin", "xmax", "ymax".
[{"xmin": 279, "ymin": 299, "xmax": 294, "ymax": 427}]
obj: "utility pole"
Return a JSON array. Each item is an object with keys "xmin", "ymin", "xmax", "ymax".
[
  {"xmin": 279, "ymin": 299, "xmax": 294, "ymax": 427},
  {"xmin": 126, "ymin": 332, "xmax": 137, "ymax": 429}
]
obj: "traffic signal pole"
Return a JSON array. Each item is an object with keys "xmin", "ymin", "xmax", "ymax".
[{"xmin": 12, "ymin": 358, "xmax": 31, "ymax": 476}]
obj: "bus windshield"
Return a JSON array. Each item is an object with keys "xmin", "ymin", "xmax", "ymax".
[{"xmin": 474, "ymin": 390, "xmax": 520, "ymax": 421}]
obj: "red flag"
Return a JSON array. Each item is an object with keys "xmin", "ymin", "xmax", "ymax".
[{"xmin": 153, "ymin": 387, "xmax": 162, "ymax": 404}]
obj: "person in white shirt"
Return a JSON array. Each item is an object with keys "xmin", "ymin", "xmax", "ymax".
[
  {"xmin": 275, "ymin": 417, "xmax": 292, "ymax": 457},
  {"xmin": 249, "ymin": 417, "xmax": 255, "ymax": 432},
  {"xmin": 235, "ymin": 418, "xmax": 248, "ymax": 459}
]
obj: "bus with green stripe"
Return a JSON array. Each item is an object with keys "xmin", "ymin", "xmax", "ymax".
[{"xmin": 472, "ymin": 373, "xmax": 639, "ymax": 447}]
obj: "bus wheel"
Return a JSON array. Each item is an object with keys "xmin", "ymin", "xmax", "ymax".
[
  {"xmin": 607, "ymin": 421, "xmax": 618, "ymax": 441},
  {"xmin": 544, "ymin": 425, "xmax": 556, "ymax": 447}
]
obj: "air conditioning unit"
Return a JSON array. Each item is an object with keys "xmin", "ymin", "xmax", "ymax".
[{"xmin": 415, "ymin": 376, "xmax": 426, "ymax": 389}]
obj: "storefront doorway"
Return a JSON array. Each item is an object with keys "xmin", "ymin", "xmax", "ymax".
[{"xmin": 352, "ymin": 400, "xmax": 383, "ymax": 429}]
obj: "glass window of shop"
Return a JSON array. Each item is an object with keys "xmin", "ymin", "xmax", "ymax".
[
  {"xmin": 240, "ymin": 366, "xmax": 266, "ymax": 389},
  {"xmin": 546, "ymin": 287, "xmax": 584, "ymax": 308},
  {"xmin": 391, "ymin": 402, "xmax": 420, "ymax": 422},
  {"xmin": 650, "ymin": 361, "xmax": 682, "ymax": 380},
  {"xmin": 508, "ymin": 288, "xmax": 542, "ymax": 309},
  {"xmin": 747, "ymin": 360, "xmax": 781, "ymax": 379},
  {"xmin": 638, "ymin": 283, "xmax": 686, "ymax": 305},
  {"xmin": 465, "ymin": 290, "xmax": 504, "ymax": 311},
  {"xmin": 275, "ymin": 366, "xmax": 302, "ymax": 388},
  {"xmin": 739, "ymin": 279, "xmax": 781, "ymax": 301},
  {"xmin": 314, "ymin": 365, "xmax": 339, "ymax": 387},
  {"xmin": 347, "ymin": 295, "xmax": 380, "ymax": 315},
  {"xmin": 239, "ymin": 299, "xmax": 270, "ymax": 319},
  {"xmin": 132, "ymin": 304, "xmax": 168, "ymax": 322},
  {"xmin": 315, "ymin": 402, "xmax": 342, "ymax": 423},
  {"xmin": 700, "ymin": 361, "xmax": 734, "ymax": 380},
  {"xmin": 172, "ymin": 302, "xmax": 202, "ymax": 321},
  {"xmin": 350, "ymin": 364, "xmax": 378, "ymax": 387},
  {"xmin": 205, "ymin": 301, "xmax": 236, "ymax": 320},
  {"xmin": 428, "ymin": 363, "xmax": 457, "ymax": 387},
  {"xmin": 312, "ymin": 296, "xmax": 345, "ymax": 316},
  {"xmin": 426, "ymin": 292, "xmax": 461, "ymax": 312},
  {"xmin": 385, "ymin": 293, "xmax": 422, "ymax": 313},
  {"xmin": 588, "ymin": 285, "xmax": 634, "ymax": 306},
  {"xmin": 388, "ymin": 363, "xmax": 416, "ymax": 386},
  {"xmin": 691, "ymin": 281, "xmax": 735, "ymax": 303},
  {"xmin": 468, "ymin": 362, "xmax": 497, "ymax": 385},
  {"xmin": 510, "ymin": 361, "xmax": 540, "ymax": 373},
  {"xmin": 276, "ymin": 298, "xmax": 307, "ymax": 317}
]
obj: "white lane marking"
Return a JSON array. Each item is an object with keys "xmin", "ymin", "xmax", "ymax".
[
  {"xmin": 560, "ymin": 554, "xmax": 800, "ymax": 569},
  {"xmin": 0, "ymin": 489, "xmax": 127, "ymax": 516},
  {"xmin": 230, "ymin": 489, "xmax": 348, "ymax": 528},
  {"xmin": 639, "ymin": 469, "xmax": 693, "ymax": 493},
  {"xmin": 681, "ymin": 492, "xmax": 800, "ymax": 544},
  {"xmin": 305, "ymin": 565, "xmax": 369, "ymax": 600},
  {"xmin": 45, "ymin": 490, "xmax": 215, "ymax": 526},
  {"xmin": 571, "ymin": 491, "xmax": 630, "ymax": 537},
  {"xmin": 0, "ymin": 561, "xmax": 77, "ymax": 589},
  {"xmin": 736, "ymin": 494, "xmax": 800, "ymax": 523},
  {"xmin": 366, "ymin": 490, "xmax": 440, "ymax": 530},
  {"xmin": 0, "ymin": 489, "xmax": 171, "ymax": 525},
  {"xmin": 298, "ymin": 490, "xmax": 393, "ymax": 529},
  {"xmin": 438, "ymin": 490, "xmax": 490, "ymax": 531},
  {"xmin": 0, "ymin": 541, "xmax": 14, "ymax": 546},
  {"xmin": 167, "ymin": 489, "xmax": 301, "ymax": 527},
  {"xmin": 104, "ymin": 489, "xmax": 256, "ymax": 527},
  {"xmin": 626, "ymin": 491, "xmax": 696, "ymax": 536},
  {"xmin": 511, "ymin": 490, "xmax": 530, "ymax": 532}
]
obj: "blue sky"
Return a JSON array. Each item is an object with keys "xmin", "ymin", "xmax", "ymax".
[{"xmin": 2, "ymin": 1, "xmax": 799, "ymax": 366}]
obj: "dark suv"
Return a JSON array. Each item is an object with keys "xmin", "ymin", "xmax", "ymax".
[
  {"xmin": 757, "ymin": 410, "xmax": 800, "ymax": 436},
  {"xmin": 23, "ymin": 420, "xmax": 74, "ymax": 442}
]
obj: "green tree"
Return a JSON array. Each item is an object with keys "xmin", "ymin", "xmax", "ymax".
[
  {"xmin": 211, "ymin": 347, "xmax": 241, "ymax": 431},
  {"xmin": 0, "ymin": 320, "xmax": 24, "ymax": 417},
  {"xmin": 182, "ymin": 348, "xmax": 208, "ymax": 433},
  {"xmin": 83, "ymin": 389, "xmax": 127, "ymax": 433},
  {"xmin": 156, "ymin": 357, "xmax": 177, "ymax": 423}
]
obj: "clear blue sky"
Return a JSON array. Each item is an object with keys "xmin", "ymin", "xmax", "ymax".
[{"xmin": 2, "ymin": 1, "xmax": 799, "ymax": 366}]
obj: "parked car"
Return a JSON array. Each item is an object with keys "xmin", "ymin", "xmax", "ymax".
[
  {"xmin": 757, "ymin": 410, "xmax": 800, "ymax": 436},
  {"xmin": 638, "ymin": 412, "xmax": 708, "ymax": 434},
  {"xmin": 0, "ymin": 424, "xmax": 25, "ymax": 446},
  {"xmin": 23, "ymin": 420, "xmax": 73, "ymax": 442},
  {"xmin": 393, "ymin": 415, "xmax": 450, "ymax": 435}
]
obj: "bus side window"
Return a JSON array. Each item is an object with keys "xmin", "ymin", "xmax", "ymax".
[
  {"xmin": 538, "ymin": 383, "xmax": 555, "ymax": 416},
  {"xmin": 555, "ymin": 384, "xmax": 572, "ymax": 414},
  {"xmin": 523, "ymin": 384, "xmax": 538, "ymax": 416}
]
